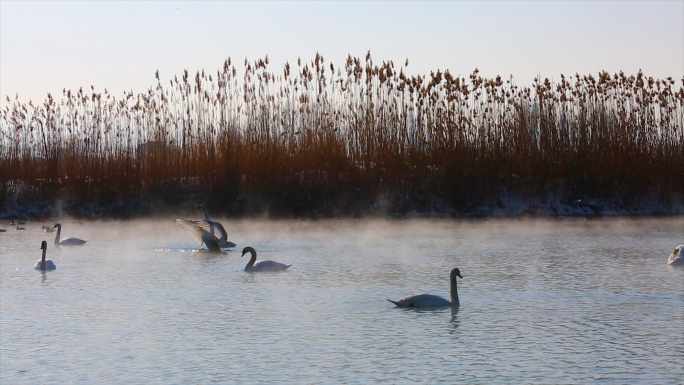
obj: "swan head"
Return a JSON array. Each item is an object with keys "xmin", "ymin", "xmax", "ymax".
[
  {"xmin": 450, "ymin": 268, "xmax": 462, "ymax": 279},
  {"xmin": 41, "ymin": 240, "xmax": 47, "ymax": 250},
  {"xmin": 52, "ymin": 223, "xmax": 61, "ymax": 229},
  {"xmin": 195, "ymin": 204, "xmax": 204, "ymax": 209},
  {"xmin": 241, "ymin": 246, "xmax": 256, "ymax": 258}
]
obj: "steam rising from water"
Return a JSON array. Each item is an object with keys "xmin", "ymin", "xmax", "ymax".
[{"xmin": 1, "ymin": 217, "xmax": 682, "ymax": 383}]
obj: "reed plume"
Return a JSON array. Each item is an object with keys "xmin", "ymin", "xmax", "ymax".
[{"xmin": 1, "ymin": 53, "xmax": 682, "ymax": 218}]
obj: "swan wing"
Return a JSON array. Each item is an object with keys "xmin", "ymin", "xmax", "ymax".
[
  {"xmin": 197, "ymin": 220, "xmax": 230, "ymax": 242},
  {"xmin": 205, "ymin": 220, "xmax": 217, "ymax": 235},
  {"xmin": 669, "ymin": 257, "xmax": 683, "ymax": 265},
  {"xmin": 211, "ymin": 222, "xmax": 236, "ymax": 247},
  {"xmin": 195, "ymin": 220, "xmax": 214, "ymax": 234},
  {"xmin": 388, "ymin": 293, "xmax": 452, "ymax": 308},
  {"xmin": 213, "ymin": 222, "xmax": 228, "ymax": 240},
  {"xmin": 195, "ymin": 221, "xmax": 232, "ymax": 248},
  {"xmin": 668, "ymin": 245, "xmax": 684, "ymax": 265},
  {"xmin": 251, "ymin": 260, "xmax": 292, "ymax": 272},
  {"xmin": 669, "ymin": 256, "xmax": 684, "ymax": 265},
  {"xmin": 60, "ymin": 237, "xmax": 87, "ymax": 246},
  {"xmin": 175, "ymin": 219, "xmax": 207, "ymax": 245}
]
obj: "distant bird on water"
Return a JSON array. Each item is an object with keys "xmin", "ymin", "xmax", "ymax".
[
  {"xmin": 388, "ymin": 268, "xmax": 463, "ymax": 308},
  {"xmin": 35, "ymin": 241, "xmax": 56, "ymax": 270},
  {"xmin": 241, "ymin": 246, "xmax": 292, "ymax": 272},
  {"xmin": 53, "ymin": 223, "xmax": 87, "ymax": 246},
  {"xmin": 668, "ymin": 245, "xmax": 684, "ymax": 266}
]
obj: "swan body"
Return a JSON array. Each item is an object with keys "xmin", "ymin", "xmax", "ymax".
[
  {"xmin": 53, "ymin": 223, "xmax": 87, "ymax": 246},
  {"xmin": 388, "ymin": 294, "xmax": 454, "ymax": 308},
  {"xmin": 668, "ymin": 245, "xmax": 684, "ymax": 266},
  {"xmin": 35, "ymin": 241, "xmax": 56, "ymax": 270},
  {"xmin": 388, "ymin": 268, "xmax": 462, "ymax": 308},
  {"xmin": 175, "ymin": 219, "xmax": 221, "ymax": 252},
  {"xmin": 196, "ymin": 205, "xmax": 236, "ymax": 248},
  {"xmin": 241, "ymin": 246, "xmax": 292, "ymax": 272}
]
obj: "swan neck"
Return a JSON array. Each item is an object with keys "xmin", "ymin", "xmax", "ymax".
[
  {"xmin": 450, "ymin": 274, "xmax": 459, "ymax": 305},
  {"xmin": 54, "ymin": 226, "xmax": 61, "ymax": 245},
  {"xmin": 246, "ymin": 249, "xmax": 257, "ymax": 269},
  {"xmin": 41, "ymin": 247, "xmax": 47, "ymax": 266},
  {"xmin": 202, "ymin": 207, "xmax": 210, "ymax": 221}
]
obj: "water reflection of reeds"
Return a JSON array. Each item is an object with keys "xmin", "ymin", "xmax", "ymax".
[{"xmin": 1, "ymin": 53, "xmax": 682, "ymax": 217}]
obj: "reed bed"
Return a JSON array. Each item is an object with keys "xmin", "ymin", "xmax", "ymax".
[{"xmin": 1, "ymin": 52, "xmax": 682, "ymax": 218}]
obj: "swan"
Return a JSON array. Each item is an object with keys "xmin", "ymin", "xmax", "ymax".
[
  {"xmin": 196, "ymin": 205, "xmax": 236, "ymax": 248},
  {"xmin": 388, "ymin": 268, "xmax": 462, "ymax": 308},
  {"xmin": 213, "ymin": 221, "xmax": 236, "ymax": 248},
  {"xmin": 53, "ymin": 223, "xmax": 87, "ymax": 246},
  {"xmin": 668, "ymin": 245, "xmax": 684, "ymax": 266},
  {"xmin": 35, "ymin": 241, "xmax": 56, "ymax": 270},
  {"xmin": 241, "ymin": 246, "xmax": 292, "ymax": 272},
  {"xmin": 174, "ymin": 219, "xmax": 222, "ymax": 252}
]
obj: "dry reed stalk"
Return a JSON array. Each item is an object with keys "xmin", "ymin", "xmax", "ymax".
[{"xmin": 1, "ymin": 54, "xmax": 682, "ymax": 218}]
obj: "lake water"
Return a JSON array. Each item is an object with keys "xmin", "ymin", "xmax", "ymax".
[{"xmin": 1, "ymin": 217, "xmax": 683, "ymax": 384}]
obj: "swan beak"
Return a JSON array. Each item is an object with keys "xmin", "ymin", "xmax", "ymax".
[
  {"xmin": 241, "ymin": 252, "xmax": 246, "ymax": 258},
  {"xmin": 457, "ymin": 273, "xmax": 463, "ymax": 278}
]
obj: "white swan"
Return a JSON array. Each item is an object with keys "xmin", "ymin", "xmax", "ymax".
[
  {"xmin": 174, "ymin": 219, "xmax": 221, "ymax": 252},
  {"xmin": 53, "ymin": 223, "xmax": 87, "ymax": 246},
  {"xmin": 241, "ymin": 246, "xmax": 292, "ymax": 272},
  {"xmin": 196, "ymin": 205, "xmax": 236, "ymax": 248},
  {"xmin": 35, "ymin": 241, "xmax": 56, "ymax": 270},
  {"xmin": 668, "ymin": 245, "xmax": 684, "ymax": 266},
  {"xmin": 388, "ymin": 268, "xmax": 462, "ymax": 308}
]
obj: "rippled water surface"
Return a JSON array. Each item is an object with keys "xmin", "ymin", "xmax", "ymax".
[{"xmin": 1, "ymin": 217, "xmax": 683, "ymax": 384}]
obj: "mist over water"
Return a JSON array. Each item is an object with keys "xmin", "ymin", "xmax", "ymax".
[{"xmin": 1, "ymin": 217, "xmax": 683, "ymax": 383}]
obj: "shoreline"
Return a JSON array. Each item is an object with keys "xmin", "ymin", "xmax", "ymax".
[{"xmin": 2, "ymin": 192, "xmax": 682, "ymax": 221}]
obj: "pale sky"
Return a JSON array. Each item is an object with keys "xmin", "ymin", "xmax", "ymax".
[{"xmin": 1, "ymin": 1, "xmax": 682, "ymax": 105}]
